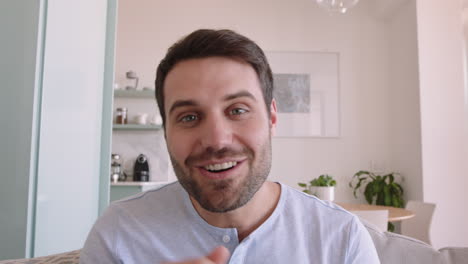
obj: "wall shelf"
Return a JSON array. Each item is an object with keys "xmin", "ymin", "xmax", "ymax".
[
  {"xmin": 114, "ymin": 89, "xmax": 154, "ymax": 98},
  {"xmin": 113, "ymin": 124, "xmax": 162, "ymax": 131}
]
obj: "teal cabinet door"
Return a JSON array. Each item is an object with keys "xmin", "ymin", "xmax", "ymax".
[
  {"xmin": 0, "ymin": 0, "xmax": 42, "ymax": 260},
  {"xmin": 0, "ymin": 0, "xmax": 116, "ymax": 260}
]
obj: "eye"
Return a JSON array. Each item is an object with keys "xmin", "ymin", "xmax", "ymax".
[
  {"xmin": 179, "ymin": 114, "xmax": 198, "ymax": 123},
  {"xmin": 230, "ymin": 108, "xmax": 248, "ymax": 115}
]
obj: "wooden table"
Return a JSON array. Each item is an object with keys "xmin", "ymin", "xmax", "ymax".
[{"xmin": 335, "ymin": 202, "xmax": 415, "ymax": 222}]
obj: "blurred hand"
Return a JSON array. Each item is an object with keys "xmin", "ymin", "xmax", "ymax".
[{"xmin": 163, "ymin": 246, "xmax": 230, "ymax": 264}]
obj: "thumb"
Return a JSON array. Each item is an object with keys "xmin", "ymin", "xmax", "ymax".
[{"xmin": 206, "ymin": 246, "xmax": 230, "ymax": 264}]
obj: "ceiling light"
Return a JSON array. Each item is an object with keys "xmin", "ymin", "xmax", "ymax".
[{"xmin": 316, "ymin": 0, "xmax": 360, "ymax": 14}]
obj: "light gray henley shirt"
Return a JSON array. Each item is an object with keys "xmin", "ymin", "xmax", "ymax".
[{"xmin": 80, "ymin": 182, "xmax": 379, "ymax": 264}]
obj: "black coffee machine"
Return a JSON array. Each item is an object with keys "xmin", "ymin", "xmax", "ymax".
[{"xmin": 133, "ymin": 154, "xmax": 149, "ymax": 182}]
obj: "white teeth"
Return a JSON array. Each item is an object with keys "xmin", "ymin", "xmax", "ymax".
[{"xmin": 204, "ymin": 162, "xmax": 237, "ymax": 172}]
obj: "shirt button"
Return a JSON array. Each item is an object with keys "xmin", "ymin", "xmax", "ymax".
[{"xmin": 222, "ymin": 235, "xmax": 231, "ymax": 243}]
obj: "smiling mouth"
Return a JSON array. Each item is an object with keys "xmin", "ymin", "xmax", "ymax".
[{"xmin": 203, "ymin": 161, "xmax": 238, "ymax": 173}]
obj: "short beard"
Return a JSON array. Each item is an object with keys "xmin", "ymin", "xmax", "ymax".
[{"xmin": 170, "ymin": 137, "xmax": 272, "ymax": 213}]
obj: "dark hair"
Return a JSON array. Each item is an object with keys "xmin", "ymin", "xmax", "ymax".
[{"xmin": 155, "ymin": 29, "xmax": 274, "ymax": 127}]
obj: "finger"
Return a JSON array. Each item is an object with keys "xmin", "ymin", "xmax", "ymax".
[{"xmin": 206, "ymin": 246, "xmax": 230, "ymax": 264}]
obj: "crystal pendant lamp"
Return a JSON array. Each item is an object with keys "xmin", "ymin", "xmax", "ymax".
[{"xmin": 316, "ymin": 0, "xmax": 360, "ymax": 14}]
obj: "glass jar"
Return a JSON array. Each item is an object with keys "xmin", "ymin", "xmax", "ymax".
[
  {"xmin": 111, "ymin": 154, "xmax": 127, "ymax": 182},
  {"xmin": 116, "ymin": 108, "xmax": 128, "ymax": 124}
]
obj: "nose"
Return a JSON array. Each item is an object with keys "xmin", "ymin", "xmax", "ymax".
[{"xmin": 199, "ymin": 114, "xmax": 233, "ymax": 151}]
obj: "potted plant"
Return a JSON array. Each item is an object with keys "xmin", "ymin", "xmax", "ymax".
[
  {"xmin": 349, "ymin": 170, "xmax": 405, "ymax": 231},
  {"xmin": 298, "ymin": 174, "xmax": 337, "ymax": 201}
]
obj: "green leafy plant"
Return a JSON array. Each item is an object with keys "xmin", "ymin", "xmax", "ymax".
[
  {"xmin": 298, "ymin": 174, "xmax": 336, "ymax": 194},
  {"xmin": 349, "ymin": 170, "xmax": 405, "ymax": 231}
]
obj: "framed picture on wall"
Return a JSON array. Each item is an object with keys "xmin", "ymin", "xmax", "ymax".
[{"xmin": 266, "ymin": 51, "xmax": 340, "ymax": 137}]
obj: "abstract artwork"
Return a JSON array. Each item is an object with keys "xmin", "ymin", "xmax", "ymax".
[{"xmin": 273, "ymin": 74, "xmax": 310, "ymax": 113}]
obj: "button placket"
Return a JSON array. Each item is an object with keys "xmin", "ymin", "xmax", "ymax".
[{"xmin": 222, "ymin": 234, "xmax": 231, "ymax": 243}]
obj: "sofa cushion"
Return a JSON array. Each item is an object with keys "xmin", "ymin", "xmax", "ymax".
[
  {"xmin": 0, "ymin": 250, "xmax": 80, "ymax": 264},
  {"xmin": 439, "ymin": 247, "xmax": 468, "ymax": 264},
  {"xmin": 363, "ymin": 220, "xmax": 444, "ymax": 264},
  {"xmin": 1, "ymin": 234, "xmax": 467, "ymax": 264}
]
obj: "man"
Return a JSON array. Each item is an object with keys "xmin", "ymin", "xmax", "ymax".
[{"xmin": 80, "ymin": 29, "xmax": 379, "ymax": 264}]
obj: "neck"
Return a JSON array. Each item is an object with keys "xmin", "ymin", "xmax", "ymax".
[{"xmin": 190, "ymin": 181, "xmax": 281, "ymax": 242}]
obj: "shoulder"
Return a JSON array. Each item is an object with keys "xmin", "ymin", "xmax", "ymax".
[
  {"xmin": 81, "ymin": 182, "xmax": 194, "ymax": 262},
  {"xmin": 94, "ymin": 182, "xmax": 185, "ymax": 230},
  {"xmin": 280, "ymin": 183, "xmax": 357, "ymax": 222},
  {"xmin": 82, "ymin": 182, "xmax": 186, "ymax": 257},
  {"xmin": 278, "ymin": 183, "xmax": 370, "ymax": 240},
  {"xmin": 111, "ymin": 181, "xmax": 182, "ymax": 211},
  {"xmin": 276, "ymin": 183, "xmax": 379, "ymax": 261}
]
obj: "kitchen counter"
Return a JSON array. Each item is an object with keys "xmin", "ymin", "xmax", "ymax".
[
  {"xmin": 111, "ymin": 181, "xmax": 169, "ymax": 187},
  {"xmin": 110, "ymin": 181, "xmax": 172, "ymax": 201}
]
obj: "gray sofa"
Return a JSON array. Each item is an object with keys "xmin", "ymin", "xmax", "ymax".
[
  {"xmin": 0, "ymin": 250, "xmax": 80, "ymax": 264},
  {"xmin": 363, "ymin": 220, "xmax": 468, "ymax": 264},
  {"xmin": 0, "ymin": 224, "xmax": 466, "ymax": 263}
]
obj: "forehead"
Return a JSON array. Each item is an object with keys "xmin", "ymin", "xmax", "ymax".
[{"xmin": 163, "ymin": 57, "xmax": 263, "ymax": 110}]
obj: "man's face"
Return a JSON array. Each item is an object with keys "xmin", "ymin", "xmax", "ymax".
[{"xmin": 163, "ymin": 57, "xmax": 277, "ymax": 213}]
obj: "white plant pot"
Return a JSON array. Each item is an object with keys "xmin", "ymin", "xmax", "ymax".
[{"xmin": 309, "ymin": 186, "xmax": 335, "ymax": 201}]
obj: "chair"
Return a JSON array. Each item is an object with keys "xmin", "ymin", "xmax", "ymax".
[
  {"xmin": 401, "ymin": 200, "xmax": 436, "ymax": 245},
  {"xmin": 353, "ymin": 210, "xmax": 389, "ymax": 232}
]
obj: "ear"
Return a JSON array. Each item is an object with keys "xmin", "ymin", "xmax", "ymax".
[{"xmin": 269, "ymin": 99, "xmax": 278, "ymax": 136}]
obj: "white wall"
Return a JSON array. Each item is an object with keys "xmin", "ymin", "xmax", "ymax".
[
  {"xmin": 115, "ymin": 0, "xmax": 393, "ymax": 203},
  {"xmin": 416, "ymin": 0, "xmax": 468, "ymax": 248},
  {"xmin": 114, "ymin": 0, "xmax": 468, "ymax": 248},
  {"xmin": 387, "ymin": 1, "xmax": 423, "ymax": 202}
]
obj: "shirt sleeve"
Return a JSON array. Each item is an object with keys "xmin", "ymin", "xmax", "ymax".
[
  {"xmin": 79, "ymin": 205, "xmax": 121, "ymax": 264},
  {"xmin": 345, "ymin": 215, "xmax": 381, "ymax": 264}
]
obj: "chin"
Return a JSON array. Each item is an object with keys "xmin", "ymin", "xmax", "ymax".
[{"xmin": 198, "ymin": 180, "xmax": 245, "ymax": 213}]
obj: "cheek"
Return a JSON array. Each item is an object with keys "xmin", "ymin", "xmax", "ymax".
[
  {"xmin": 166, "ymin": 131, "xmax": 192, "ymax": 162},
  {"xmin": 237, "ymin": 121, "xmax": 270, "ymax": 150}
]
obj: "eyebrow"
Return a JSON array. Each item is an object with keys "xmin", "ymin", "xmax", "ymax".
[
  {"xmin": 222, "ymin": 90, "xmax": 257, "ymax": 102},
  {"xmin": 168, "ymin": 100, "xmax": 198, "ymax": 116},
  {"xmin": 168, "ymin": 90, "xmax": 258, "ymax": 116}
]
